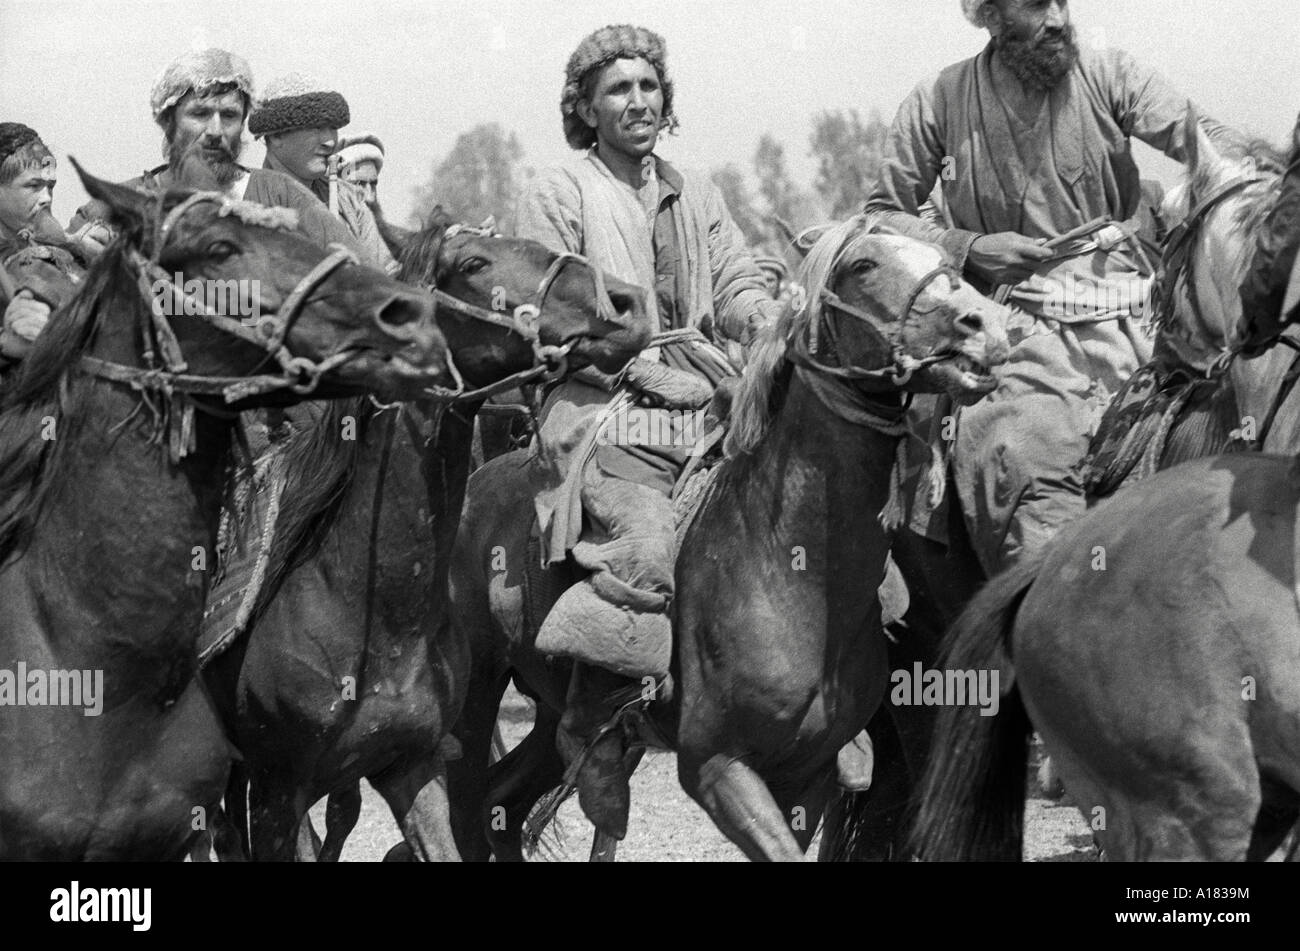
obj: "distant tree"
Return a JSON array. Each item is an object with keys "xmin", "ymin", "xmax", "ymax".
[
  {"xmin": 411, "ymin": 123, "xmax": 524, "ymax": 233},
  {"xmin": 809, "ymin": 109, "xmax": 890, "ymax": 218},
  {"xmin": 753, "ymin": 133, "xmax": 824, "ymax": 234},
  {"xmin": 710, "ymin": 164, "xmax": 768, "ymax": 247}
]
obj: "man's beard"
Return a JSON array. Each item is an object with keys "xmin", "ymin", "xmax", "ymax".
[
  {"xmin": 167, "ymin": 128, "xmax": 244, "ymax": 188},
  {"xmin": 994, "ymin": 22, "xmax": 1079, "ymax": 91}
]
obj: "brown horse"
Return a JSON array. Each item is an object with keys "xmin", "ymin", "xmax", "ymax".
[
  {"xmin": 0, "ymin": 166, "xmax": 448, "ymax": 860},
  {"xmin": 826, "ymin": 118, "xmax": 1296, "ymax": 860},
  {"xmin": 203, "ymin": 212, "xmax": 650, "ymax": 861},
  {"xmin": 911, "ymin": 125, "xmax": 1300, "ymax": 862},
  {"xmin": 448, "ymin": 218, "xmax": 1013, "ymax": 861}
]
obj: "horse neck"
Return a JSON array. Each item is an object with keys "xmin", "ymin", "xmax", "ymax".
[
  {"xmin": 336, "ymin": 400, "xmax": 476, "ymax": 612},
  {"xmin": 732, "ymin": 367, "xmax": 900, "ymax": 606},
  {"xmin": 23, "ymin": 284, "xmax": 235, "ymax": 685}
]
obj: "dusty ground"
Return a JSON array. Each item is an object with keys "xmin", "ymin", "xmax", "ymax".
[{"xmin": 309, "ymin": 685, "xmax": 1096, "ymax": 862}]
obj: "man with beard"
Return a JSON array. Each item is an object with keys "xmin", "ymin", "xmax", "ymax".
[
  {"xmin": 70, "ymin": 49, "xmax": 359, "ymax": 256},
  {"xmin": 0, "ymin": 124, "xmax": 93, "ymax": 368},
  {"xmin": 866, "ymin": 0, "xmax": 1242, "ymax": 573},
  {"xmin": 249, "ymin": 75, "xmax": 393, "ymax": 270}
]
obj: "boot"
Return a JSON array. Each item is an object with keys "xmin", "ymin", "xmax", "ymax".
[{"xmin": 836, "ymin": 728, "xmax": 875, "ymax": 792}]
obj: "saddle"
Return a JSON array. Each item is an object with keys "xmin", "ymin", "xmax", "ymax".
[{"xmin": 198, "ymin": 447, "xmax": 288, "ymax": 667}]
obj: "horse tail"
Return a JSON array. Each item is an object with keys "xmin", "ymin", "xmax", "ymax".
[{"xmin": 909, "ymin": 554, "xmax": 1043, "ymax": 862}]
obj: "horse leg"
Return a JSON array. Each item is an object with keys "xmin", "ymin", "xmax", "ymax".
[
  {"xmin": 248, "ymin": 775, "xmax": 307, "ymax": 862},
  {"xmin": 487, "ymin": 703, "xmax": 567, "ymax": 861},
  {"xmin": 370, "ymin": 756, "xmax": 461, "ymax": 862},
  {"xmin": 680, "ymin": 753, "xmax": 806, "ymax": 862},
  {"xmin": 213, "ymin": 764, "xmax": 249, "ymax": 861},
  {"xmin": 447, "ymin": 667, "xmax": 511, "ymax": 862},
  {"xmin": 317, "ymin": 783, "xmax": 362, "ymax": 863},
  {"xmin": 295, "ymin": 813, "xmax": 322, "ymax": 861},
  {"xmin": 1246, "ymin": 773, "xmax": 1300, "ymax": 861}
]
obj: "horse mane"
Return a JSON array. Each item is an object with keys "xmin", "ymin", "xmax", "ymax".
[
  {"xmin": 1188, "ymin": 135, "xmax": 1287, "ymax": 236},
  {"xmin": 724, "ymin": 215, "xmax": 870, "ymax": 458},
  {"xmin": 0, "ymin": 242, "xmax": 135, "ymax": 564},
  {"xmin": 253, "ymin": 397, "xmax": 371, "ymax": 604}
]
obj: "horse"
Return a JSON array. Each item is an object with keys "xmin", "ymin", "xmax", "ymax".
[
  {"xmin": 202, "ymin": 211, "xmax": 651, "ymax": 861},
  {"xmin": 824, "ymin": 116, "xmax": 1296, "ymax": 860},
  {"xmin": 909, "ymin": 124, "xmax": 1300, "ymax": 862},
  {"xmin": 447, "ymin": 217, "xmax": 1013, "ymax": 861},
  {"xmin": 0, "ymin": 165, "xmax": 448, "ymax": 860}
]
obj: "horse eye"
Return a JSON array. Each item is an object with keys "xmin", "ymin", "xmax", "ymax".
[
  {"xmin": 459, "ymin": 256, "xmax": 489, "ymax": 274},
  {"xmin": 853, "ymin": 258, "xmax": 879, "ymax": 275},
  {"xmin": 207, "ymin": 240, "xmax": 239, "ymax": 260}
]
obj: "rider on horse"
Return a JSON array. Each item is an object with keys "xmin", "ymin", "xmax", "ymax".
[
  {"xmin": 249, "ymin": 73, "xmax": 395, "ymax": 271},
  {"xmin": 1239, "ymin": 112, "xmax": 1300, "ymax": 351},
  {"xmin": 515, "ymin": 24, "xmax": 781, "ymax": 814},
  {"xmin": 0, "ymin": 124, "xmax": 97, "ymax": 370},
  {"xmin": 869, "ymin": 0, "xmax": 1245, "ymax": 573},
  {"xmin": 68, "ymin": 49, "xmax": 365, "ymax": 261}
]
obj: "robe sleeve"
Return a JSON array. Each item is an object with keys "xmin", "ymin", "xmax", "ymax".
[
  {"xmin": 865, "ymin": 79, "xmax": 982, "ymax": 269},
  {"xmin": 515, "ymin": 167, "xmax": 584, "ymax": 254},
  {"xmin": 703, "ymin": 182, "xmax": 779, "ymax": 344},
  {"xmin": 1104, "ymin": 48, "xmax": 1246, "ymax": 162}
]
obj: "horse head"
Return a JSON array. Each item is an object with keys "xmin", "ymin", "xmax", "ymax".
[
  {"xmin": 380, "ymin": 207, "xmax": 651, "ymax": 387},
  {"xmin": 73, "ymin": 161, "xmax": 451, "ymax": 404},
  {"xmin": 1157, "ymin": 114, "xmax": 1284, "ymax": 366},
  {"xmin": 810, "ymin": 219, "xmax": 1012, "ymax": 406}
]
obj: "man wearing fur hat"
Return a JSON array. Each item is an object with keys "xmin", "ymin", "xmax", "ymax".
[
  {"xmin": 70, "ymin": 49, "xmax": 361, "ymax": 259},
  {"xmin": 867, "ymin": 0, "xmax": 1243, "ymax": 574},
  {"xmin": 516, "ymin": 24, "xmax": 779, "ymax": 835},
  {"xmin": 337, "ymin": 133, "xmax": 385, "ymax": 210},
  {"xmin": 0, "ymin": 123, "xmax": 95, "ymax": 368},
  {"xmin": 250, "ymin": 75, "xmax": 394, "ymax": 271}
]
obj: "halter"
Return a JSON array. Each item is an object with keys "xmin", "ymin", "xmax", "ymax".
[
  {"xmin": 419, "ymin": 225, "xmax": 622, "ymax": 404},
  {"xmin": 787, "ymin": 263, "xmax": 964, "ymax": 392},
  {"xmin": 78, "ymin": 190, "xmax": 365, "ymax": 461}
]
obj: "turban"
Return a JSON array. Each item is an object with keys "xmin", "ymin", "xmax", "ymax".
[
  {"xmin": 249, "ymin": 73, "xmax": 350, "ymax": 138},
  {"xmin": 561, "ymin": 24, "xmax": 677, "ymax": 151},
  {"xmin": 150, "ymin": 48, "xmax": 255, "ymax": 122},
  {"xmin": 0, "ymin": 123, "xmax": 41, "ymax": 164},
  {"xmin": 336, "ymin": 132, "xmax": 385, "ymax": 173}
]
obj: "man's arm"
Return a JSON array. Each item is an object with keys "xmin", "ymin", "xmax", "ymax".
[
  {"xmin": 268, "ymin": 173, "xmax": 367, "ymax": 258},
  {"xmin": 702, "ymin": 182, "xmax": 779, "ymax": 346},
  {"xmin": 1105, "ymin": 48, "xmax": 1247, "ymax": 162},
  {"xmin": 866, "ymin": 81, "xmax": 983, "ymax": 269}
]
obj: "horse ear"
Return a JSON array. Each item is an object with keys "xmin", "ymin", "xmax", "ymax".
[
  {"xmin": 791, "ymin": 223, "xmax": 834, "ymax": 259},
  {"xmin": 373, "ymin": 205, "xmax": 414, "ymax": 259},
  {"xmin": 70, "ymin": 157, "xmax": 149, "ymax": 233}
]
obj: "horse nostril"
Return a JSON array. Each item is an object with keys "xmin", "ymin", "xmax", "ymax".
[
  {"xmin": 376, "ymin": 295, "xmax": 424, "ymax": 329},
  {"xmin": 956, "ymin": 313, "xmax": 984, "ymax": 336},
  {"xmin": 607, "ymin": 289, "xmax": 637, "ymax": 316}
]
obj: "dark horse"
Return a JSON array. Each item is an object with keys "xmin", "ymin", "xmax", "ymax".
[
  {"xmin": 0, "ymin": 166, "xmax": 448, "ymax": 860},
  {"xmin": 203, "ymin": 212, "xmax": 650, "ymax": 860},
  {"xmin": 448, "ymin": 219, "xmax": 1013, "ymax": 860}
]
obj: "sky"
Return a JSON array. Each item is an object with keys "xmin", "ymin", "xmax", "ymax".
[{"xmin": 2, "ymin": 0, "xmax": 1298, "ymax": 227}]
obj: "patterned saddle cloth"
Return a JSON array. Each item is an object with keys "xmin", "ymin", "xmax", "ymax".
[{"xmin": 198, "ymin": 449, "xmax": 288, "ymax": 667}]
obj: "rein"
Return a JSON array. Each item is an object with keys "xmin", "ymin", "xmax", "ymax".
[{"xmin": 77, "ymin": 191, "xmax": 365, "ymax": 461}]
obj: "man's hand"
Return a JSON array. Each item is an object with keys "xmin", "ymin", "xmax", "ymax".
[
  {"xmin": 1, "ymin": 290, "xmax": 52, "ymax": 360},
  {"xmin": 968, "ymin": 232, "xmax": 1055, "ymax": 286}
]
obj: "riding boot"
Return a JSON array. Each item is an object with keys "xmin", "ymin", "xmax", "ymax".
[{"xmin": 557, "ymin": 663, "xmax": 633, "ymax": 840}]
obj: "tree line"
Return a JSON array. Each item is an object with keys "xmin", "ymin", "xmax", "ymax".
[{"xmin": 409, "ymin": 110, "xmax": 891, "ymax": 258}]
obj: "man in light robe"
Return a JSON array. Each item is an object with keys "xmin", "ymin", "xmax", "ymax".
[
  {"xmin": 868, "ymin": 0, "xmax": 1243, "ymax": 572},
  {"xmin": 516, "ymin": 24, "xmax": 779, "ymax": 832}
]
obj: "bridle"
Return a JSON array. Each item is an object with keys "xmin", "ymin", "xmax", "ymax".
[
  {"xmin": 79, "ymin": 190, "xmax": 366, "ymax": 460},
  {"xmin": 786, "ymin": 249, "xmax": 967, "ymax": 393},
  {"xmin": 416, "ymin": 223, "xmax": 620, "ymax": 404}
]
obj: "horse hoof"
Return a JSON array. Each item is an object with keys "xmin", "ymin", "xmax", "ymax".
[
  {"xmin": 383, "ymin": 842, "xmax": 415, "ymax": 862},
  {"xmin": 1037, "ymin": 756, "xmax": 1066, "ymax": 800}
]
